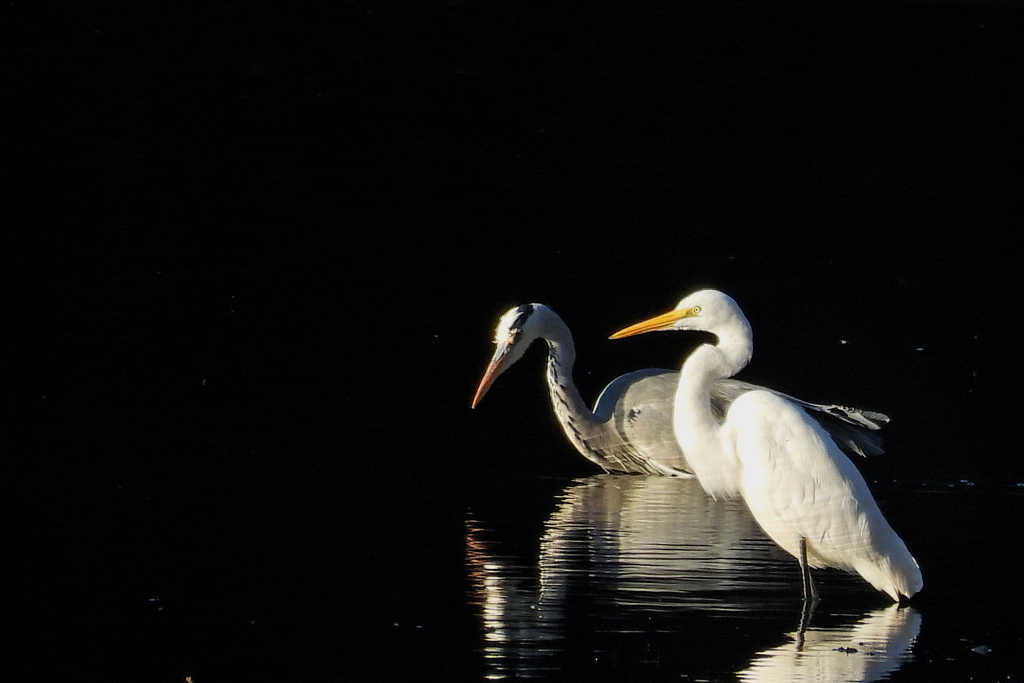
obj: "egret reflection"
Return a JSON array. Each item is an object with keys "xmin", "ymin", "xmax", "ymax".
[
  {"xmin": 466, "ymin": 474, "xmax": 921, "ymax": 681},
  {"xmin": 738, "ymin": 605, "xmax": 921, "ymax": 683}
]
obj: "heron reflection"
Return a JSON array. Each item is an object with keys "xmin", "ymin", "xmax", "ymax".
[
  {"xmin": 466, "ymin": 517, "xmax": 563, "ymax": 679},
  {"xmin": 466, "ymin": 474, "xmax": 921, "ymax": 681},
  {"xmin": 536, "ymin": 474, "xmax": 777, "ymax": 612}
]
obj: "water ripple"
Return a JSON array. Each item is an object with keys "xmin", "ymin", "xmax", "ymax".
[{"xmin": 466, "ymin": 474, "xmax": 921, "ymax": 680}]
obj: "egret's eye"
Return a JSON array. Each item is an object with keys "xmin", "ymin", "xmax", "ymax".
[{"xmin": 691, "ymin": 306, "xmax": 702, "ymax": 315}]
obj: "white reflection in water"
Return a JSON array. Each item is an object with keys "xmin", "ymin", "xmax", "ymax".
[
  {"xmin": 537, "ymin": 474, "xmax": 782, "ymax": 613},
  {"xmin": 466, "ymin": 519, "xmax": 563, "ymax": 679},
  {"xmin": 466, "ymin": 474, "xmax": 921, "ymax": 681},
  {"xmin": 738, "ymin": 604, "xmax": 921, "ymax": 683}
]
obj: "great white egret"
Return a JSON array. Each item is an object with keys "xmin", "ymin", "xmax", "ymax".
[
  {"xmin": 610, "ymin": 290, "xmax": 922, "ymax": 602},
  {"xmin": 473, "ymin": 303, "xmax": 890, "ymax": 478}
]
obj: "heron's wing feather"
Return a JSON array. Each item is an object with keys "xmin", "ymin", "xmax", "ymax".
[
  {"xmin": 794, "ymin": 411, "xmax": 887, "ymax": 457},
  {"xmin": 586, "ymin": 372, "xmax": 887, "ymax": 474},
  {"xmin": 715, "ymin": 379, "xmax": 889, "ymax": 457},
  {"xmin": 593, "ymin": 369, "xmax": 694, "ymax": 476},
  {"xmin": 718, "ymin": 379, "xmax": 889, "ymax": 429}
]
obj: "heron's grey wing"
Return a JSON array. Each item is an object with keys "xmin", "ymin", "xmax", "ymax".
[
  {"xmin": 799, "ymin": 413, "xmax": 887, "ymax": 457},
  {"xmin": 712, "ymin": 379, "xmax": 889, "ymax": 457},
  {"xmin": 593, "ymin": 369, "xmax": 694, "ymax": 476}
]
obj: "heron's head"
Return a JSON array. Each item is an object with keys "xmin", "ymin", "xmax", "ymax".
[
  {"xmin": 609, "ymin": 289, "xmax": 745, "ymax": 339},
  {"xmin": 472, "ymin": 304, "xmax": 549, "ymax": 407}
]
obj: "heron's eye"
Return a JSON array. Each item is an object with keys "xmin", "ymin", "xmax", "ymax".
[{"xmin": 495, "ymin": 329, "xmax": 519, "ymax": 347}]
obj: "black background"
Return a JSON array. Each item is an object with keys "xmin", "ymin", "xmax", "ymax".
[{"xmin": 8, "ymin": 0, "xmax": 1024, "ymax": 680}]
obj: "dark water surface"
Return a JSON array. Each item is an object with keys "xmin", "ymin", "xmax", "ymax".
[
  {"xmin": 10, "ymin": 0, "xmax": 1024, "ymax": 680},
  {"xmin": 13, "ymin": 379, "xmax": 1024, "ymax": 681}
]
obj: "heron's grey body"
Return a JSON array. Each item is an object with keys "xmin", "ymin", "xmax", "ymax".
[{"xmin": 474, "ymin": 304, "xmax": 888, "ymax": 477}]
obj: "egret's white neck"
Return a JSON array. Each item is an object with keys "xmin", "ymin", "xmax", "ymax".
[
  {"xmin": 673, "ymin": 315, "xmax": 753, "ymax": 498},
  {"xmin": 681, "ymin": 312, "xmax": 754, "ymax": 388}
]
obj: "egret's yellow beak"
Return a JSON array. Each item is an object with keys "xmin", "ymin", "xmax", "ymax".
[{"xmin": 610, "ymin": 307, "xmax": 700, "ymax": 339}]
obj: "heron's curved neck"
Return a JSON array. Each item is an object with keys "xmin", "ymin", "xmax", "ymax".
[{"xmin": 538, "ymin": 318, "xmax": 601, "ymax": 439}]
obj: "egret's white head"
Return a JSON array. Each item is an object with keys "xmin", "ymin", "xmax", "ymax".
[
  {"xmin": 610, "ymin": 288, "xmax": 754, "ymax": 391},
  {"xmin": 610, "ymin": 289, "xmax": 746, "ymax": 339},
  {"xmin": 472, "ymin": 304, "xmax": 552, "ymax": 408}
]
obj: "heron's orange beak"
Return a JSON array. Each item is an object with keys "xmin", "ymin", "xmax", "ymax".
[
  {"xmin": 610, "ymin": 308, "xmax": 696, "ymax": 339},
  {"xmin": 471, "ymin": 359, "xmax": 503, "ymax": 408}
]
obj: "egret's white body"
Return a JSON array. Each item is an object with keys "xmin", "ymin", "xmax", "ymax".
[
  {"xmin": 473, "ymin": 303, "xmax": 889, "ymax": 478},
  {"xmin": 611, "ymin": 290, "xmax": 922, "ymax": 602}
]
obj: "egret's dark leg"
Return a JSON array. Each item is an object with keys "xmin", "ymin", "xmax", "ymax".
[
  {"xmin": 795, "ymin": 539, "xmax": 819, "ymax": 645},
  {"xmin": 796, "ymin": 597, "xmax": 815, "ymax": 650},
  {"xmin": 799, "ymin": 539, "xmax": 820, "ymax": 604}
]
